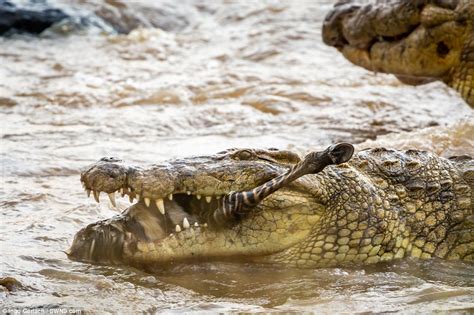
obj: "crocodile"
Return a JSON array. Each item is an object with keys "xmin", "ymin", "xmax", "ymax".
[
  {"xmin": 322, "ymin": 0, "xmax": 474, "ymax": 107},
  {"xmin": 68, "ymin": 143, "xmax": 473, "ymax": 268}
]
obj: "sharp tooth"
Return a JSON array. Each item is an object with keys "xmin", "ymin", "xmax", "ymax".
[
  {"xmin": 144, "ymin": 197, "xmax": 151, "ymax": 207},
  {"xmin": 205, "ymin": 196, "xmax": 212, "ymax": 203},
  {"xmin": 129, "ymin": 195, "xmax": 134, "ymax": 203},
  {"xmin": 203, "ymin": 223, "xmax": 208, "ymax": 227},
  {"xmin": 89, "ymin": 239, "xmax": 95, "ymax": 258},
  {"xmin": 216, "ymin": 195, "xmax": 221, "ymax": 200},
  {"xmin": 93, "ymin": 190, "xmax": 100, "ymax": 203},
  {"xmin": 183, "ymin": 217, "xmax": 190, "ymax": 229},
  {"xmin": 196, "ymin": 194, "xmax": 201, "ymax": 200},
  {"xmin": 81, "ymin": 181, "xmax": 85, "ymax": 189},
  {"xmin": 108, "ymin": 192, "xmax": 116, "ymax": 207},
  {"xmin": 186, "ymin": 191, "xmax": 191, "ymax": 195},
  {"xmin": 168, "ymin": 194, "xmax": 173, "ymax": 200},
  {"xmin": 194, "ymin": 222, "xmax": 199, "ymax": 227},
  {"xmin": 175, "ymin": 225, "xmax": 181, "ymax": 232},
  {"xmin": 156, "ymin": 198, "xmax": 165, "ymax": 215},
  {"xmin": 86, "ymin": 189, "xmax": 91, "ymax": 198}
]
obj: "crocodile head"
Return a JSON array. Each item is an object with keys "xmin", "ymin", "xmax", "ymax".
[
  {"xmin": 322, "ymin": 0, "xmax": 474, "ymax": 106},
  {"xmin": 69, "ymin": 144, "xmax": 357, "ymax": 267},
  {"xmin": 69, "ymin": 144, "xmax": 473, "ymax": 268}
]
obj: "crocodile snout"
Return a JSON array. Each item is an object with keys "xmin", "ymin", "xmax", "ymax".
[{"xmin": 68, "ymin": 219, "xmax": 125, "ymax": 263}]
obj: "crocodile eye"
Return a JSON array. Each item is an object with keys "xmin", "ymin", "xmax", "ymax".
[{"xmin": 235, "ymin": 150, "xmax": 254, "ymax": 160}]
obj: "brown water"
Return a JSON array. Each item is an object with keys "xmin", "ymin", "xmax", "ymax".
[{"xmin": 1, "ymin": 0, "xmax": 474, "ymax": 313}]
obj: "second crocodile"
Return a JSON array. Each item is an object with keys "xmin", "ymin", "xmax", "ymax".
[{"xmin": 322, "ymin": 0, "xmax": 474, "ymax": 107}]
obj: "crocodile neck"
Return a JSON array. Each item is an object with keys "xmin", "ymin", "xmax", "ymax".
[{"xmin": 450, "ymin": 27, "xmax": 474, "ymax": 107}]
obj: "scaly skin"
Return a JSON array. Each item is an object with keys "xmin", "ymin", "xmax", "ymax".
[
  {"xmin": 322, "ymin": 0, "xmax": 474, "ymax": 107},
  {"xmin": 69, "ymin": 146, "xmax": 473, "ymax": 268}
]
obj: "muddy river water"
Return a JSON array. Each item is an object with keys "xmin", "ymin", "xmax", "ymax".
[{"xmin": 1, "ymin": 0, "xmax": 473, "ymax": 313}]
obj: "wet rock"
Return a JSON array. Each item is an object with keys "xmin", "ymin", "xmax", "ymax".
[
  {"xmin": 0, "ymin": 97, "xmax": 17, "ymax": 107},
  {"xmin": 0, "ymin": 276, "xmax": 24, "ymax": 292},
  {"xmin": 0, "ymin": 0, "xmax": 191, "ymax": 36},
  {"xmin": 0, "ymin": 1, "xmax": 69, "ymax": 35}
]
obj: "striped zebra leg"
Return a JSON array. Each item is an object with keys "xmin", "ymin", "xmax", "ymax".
[{"xmin": 212, "ymin": 143, "xmax": 354, "ymax": 226}]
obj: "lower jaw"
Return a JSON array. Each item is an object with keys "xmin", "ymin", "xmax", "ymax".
[
  {"xmin": 394, "ymin": 75, "xmax": 437, "ymax": 86},
  {"xmin": 342, "ymin": 43, "xmax": 474, "ymax": 106},
  {"xmin": 122, "ymin": 225, "xmax": 316, "ymax": 267},
  {"xmin": 342, "ymin": 43, "xmax": 454, "ymax": 79}
]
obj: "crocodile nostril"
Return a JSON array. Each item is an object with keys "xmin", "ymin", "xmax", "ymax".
[
  {"xmin": 100, "ymin": 157, "xmax": 121, "ymax": 162},
  {"xmin": 436, "ymin": 41, "xmax": 450, "ymax": 58}
]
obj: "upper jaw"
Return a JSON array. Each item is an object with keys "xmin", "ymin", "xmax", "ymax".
[
  {"xmin": 80, "ymin": 154, "xmax": 283, "ymax": 199},
  {"xmin": 322, "ymin": 0, "xmax": 467, "ymax": 81},
  {"xmin": 80, "ymin": 154, "xmax": 286, "ymax": 227},
  {"xmin": 323, "ymin": 0, "xmax": 462, "ymax": 49}
]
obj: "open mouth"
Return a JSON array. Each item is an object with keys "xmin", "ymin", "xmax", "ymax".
[
  {"xmin": 80, "ymin": 142, "xmax": 355, "ymax": 237},
  {"xmin": 72, "ymin": 143, "xmax": 355, "ymax": 263},
  {"xmin": 83, "ymin": 183, "xmax": 225, "ymax": 233},
  {"xmin": 72, "ymin": 183, "xmax": 228, "ymax": 263}
]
